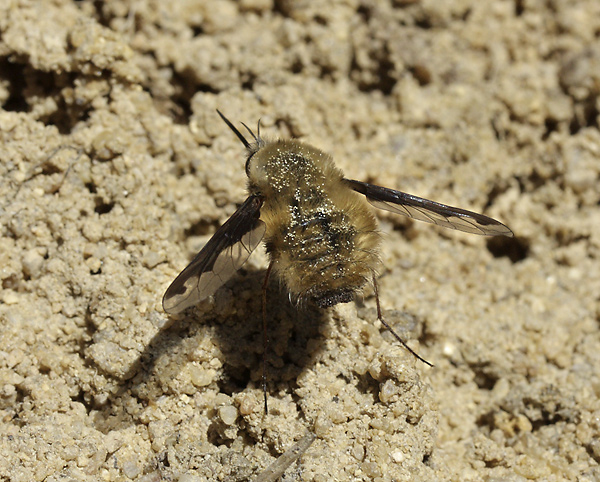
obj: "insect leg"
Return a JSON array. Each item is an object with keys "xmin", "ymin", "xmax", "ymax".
[
  {"xmin": 262, "ymin": 260, "xmax": 275, "ymax": 414},
  {"xmin": 372, "ymin": 276, "xmax": 434, "ymax": 367}
]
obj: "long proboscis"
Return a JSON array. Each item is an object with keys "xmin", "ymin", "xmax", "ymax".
[{"xmin": 216, "ymin": 109, "xmax": 251, "ymax": 149}]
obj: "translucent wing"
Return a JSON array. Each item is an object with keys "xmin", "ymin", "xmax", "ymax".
[
  {"xmin": 163, "ymin": 195, "xmax": 266, "ymax": 314},
  {"xmin": 345, "ymin": 179, "xmax": 513, "ymax": 237}
]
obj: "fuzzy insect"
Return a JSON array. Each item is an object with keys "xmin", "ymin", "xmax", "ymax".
[{"xmin": 163, "ymin": 111, "xmax": 513, "ymax": 410}]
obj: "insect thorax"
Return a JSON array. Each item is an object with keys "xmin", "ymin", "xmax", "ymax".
[{"xmin": 248, "ymin": 140, "xmax": 380, "ymax": 308}]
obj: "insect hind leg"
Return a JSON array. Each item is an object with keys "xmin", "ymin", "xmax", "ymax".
[{"xmin": 372, "ymin": 276, "xmax": 433, "ymax": 367}]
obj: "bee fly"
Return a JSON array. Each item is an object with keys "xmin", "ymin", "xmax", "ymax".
[{"xmin": 163, "ymin": 110, "xmax": 513, "ymax": 411}]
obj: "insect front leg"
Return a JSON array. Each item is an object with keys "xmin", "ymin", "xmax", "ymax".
[{"xmin": 261, "ymin": 260, "xmax": 275, "ymax": 414}]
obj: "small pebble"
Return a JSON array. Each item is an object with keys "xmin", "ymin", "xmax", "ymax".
[{"xmin": 219, "ymin": 405, "xmax": 238, "ymax": 425}]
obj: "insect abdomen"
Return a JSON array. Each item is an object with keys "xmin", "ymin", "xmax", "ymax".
[{"xmin": 265, "ymin": 187, "xmax": 380, "ymax": 308}]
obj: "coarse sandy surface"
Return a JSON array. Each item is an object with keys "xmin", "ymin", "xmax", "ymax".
[{"xmin": 1, "ymin": 1, "xmax": 599, "ymax": 481}]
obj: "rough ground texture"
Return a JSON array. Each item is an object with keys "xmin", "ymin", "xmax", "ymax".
[{"xmin": 1, "ymin": 1, "xmax": 599, "ymax": 481}]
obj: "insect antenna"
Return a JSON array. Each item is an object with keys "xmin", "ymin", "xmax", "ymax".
[
  {"xmin": 216, "ymin": 109, "xmax": 251, "ymax": 149},
  {"xmin": 372, "ymin": 276, "xmax": 433, "ymax": 367},
  {"xmin": 240, "ymin": 120, "xmax": 260, "ymax": 144}
]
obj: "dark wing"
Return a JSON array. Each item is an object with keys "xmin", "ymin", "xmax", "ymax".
[
  {"xmin": 163, "ymin": 195, "xmax": 266, "ymax": 314},
  {"xmin": 344, "ymin": 179, "xmax": 513, "ymax": 237}
]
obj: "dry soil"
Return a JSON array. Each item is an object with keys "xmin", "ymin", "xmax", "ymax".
[{"xmin": 1, "ymin": 1, "xmax": 599, "ymax": 481}]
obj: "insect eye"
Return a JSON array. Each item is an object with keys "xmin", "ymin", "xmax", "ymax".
[{"xmin": 245, "ymin": 154, "xmax": 255, "ymax": 176}]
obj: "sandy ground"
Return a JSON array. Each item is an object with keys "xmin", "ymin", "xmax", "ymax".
[{"xmin": 1, "ymin": 1, "xmax": 599, "ymax": 481}]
